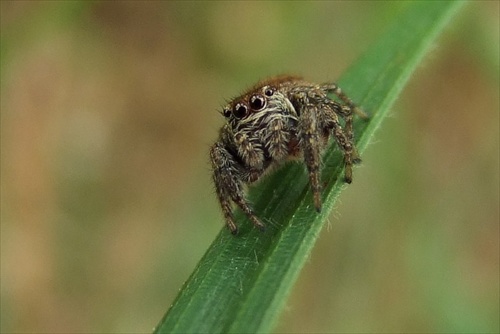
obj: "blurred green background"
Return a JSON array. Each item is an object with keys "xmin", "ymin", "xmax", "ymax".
[{"xmin": 1, "ymin": 1, "xmax": 498, "ymax": 333}]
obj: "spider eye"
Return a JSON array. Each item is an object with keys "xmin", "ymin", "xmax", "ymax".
[
  {"xmin": 249, "ymin": 95, "xmax": 266, "ymax": 111},
  {"xmin": 264, "ymin": 87, "xmax": 275, "ymax": 97},
  {"xmin": 233, "ymin": 103, "xmax": 248, "ymax": 119},
  {"xmin": 222, "ymin": 108, "xmax": 231, "ymax": 118}
]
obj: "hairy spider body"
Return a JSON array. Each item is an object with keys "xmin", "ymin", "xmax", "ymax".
[{"xmin": 210, "ymin": 75, "xmax": 365, "ymax": 234}]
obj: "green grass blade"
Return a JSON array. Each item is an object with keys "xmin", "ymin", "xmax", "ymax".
[{"xmin": 154, "ymin": 2, "xmax": 465, "ymax": 333}]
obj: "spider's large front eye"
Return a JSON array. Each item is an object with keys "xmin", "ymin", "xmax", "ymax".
[
  {"xmin": 233, "ymin": 103, "xmax": 248, "ymax": 119},
  {"xmin": 249, "ymin": 95, "xmax": 266, "ymax": 111}
]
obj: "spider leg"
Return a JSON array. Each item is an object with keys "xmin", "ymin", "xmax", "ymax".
[
  {"xmin": 322, "ymin": 83, "xmax": 369, "ymax": 119},
  {"xmin": 331, "ymin": 115, "xmax": 356, "ymax": 183},
  {"xmin": 322, "ymin": 83, "xmax": 364, "ymax": 164},
  {"xmin": 293, "ymin": 93, "xmax": 323, "ymax": 212},
  {"xmin": 320, "ymin": 104, "xmax": 358, "ymax": 183},
  {"xmin": 210, "ymin": 142, "xmax": 265, "ymax": 234}
]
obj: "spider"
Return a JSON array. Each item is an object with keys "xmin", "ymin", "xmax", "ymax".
[{"xmin": 210, "ymin": 75, "xmax": 367, "ymax": 235}]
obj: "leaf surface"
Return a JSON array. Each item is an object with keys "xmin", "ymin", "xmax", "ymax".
[{"xmin": 154, "ymin": 2, "xmax": 465, "ymax": 333}]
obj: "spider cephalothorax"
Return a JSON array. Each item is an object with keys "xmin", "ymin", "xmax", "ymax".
[{"xmin": 210, "ymin": 75, "xmax": 366, "ymax": 234}]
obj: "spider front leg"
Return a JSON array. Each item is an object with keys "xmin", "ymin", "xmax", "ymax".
[{"xmin": 210, "ymin": 142, "xmax": 265, "ymax": 234}]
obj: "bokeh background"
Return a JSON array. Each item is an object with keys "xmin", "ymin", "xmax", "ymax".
[{"xmin": 1, "ymin": 1, "xmax": 498, "ymax": 333}]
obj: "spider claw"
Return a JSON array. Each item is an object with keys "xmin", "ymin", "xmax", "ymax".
[
  {"xmin": 313, "ymin": 194, "xmax": 322, "ymax": 212},
  {"xmin": 250, "ymin": 216, "xmax": 266, "ymax": 232},
  {"xmin": 228, "ymin": 219, "xmax": 239, "ymax": 235}
]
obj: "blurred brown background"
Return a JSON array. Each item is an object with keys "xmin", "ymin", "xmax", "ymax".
[{"xmin": 1, "ymin": 1, "xmax": 498, "ymax": 333}]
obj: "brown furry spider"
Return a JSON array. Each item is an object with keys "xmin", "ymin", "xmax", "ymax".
[{"xmin": 210, "ymin": 75, "xmax": 367, "ymax": 235}]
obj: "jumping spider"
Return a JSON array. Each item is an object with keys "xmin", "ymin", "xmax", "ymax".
[{"xmin": 210, "ymin": 75, "xmax": 367, "ymax": 235}]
